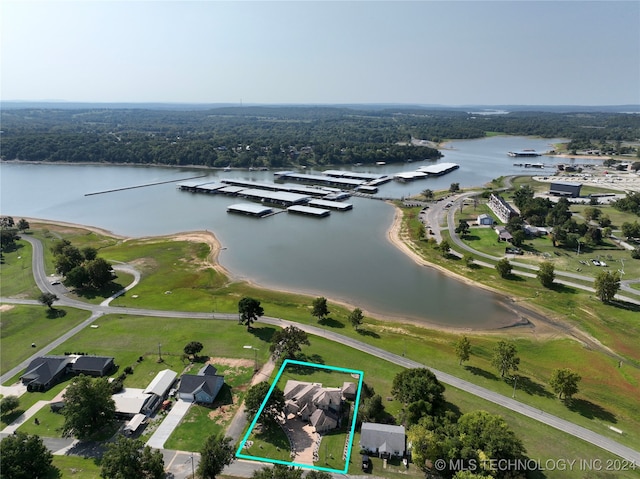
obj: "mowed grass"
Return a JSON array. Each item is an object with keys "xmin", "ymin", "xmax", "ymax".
[
  {"xmin": 0, "ymin": 304, "xmax": 90, "ymax": 376},
  {"xmin": 5, "ymin": 223, "xmax": 640, "ymax": 464},
  {"xmin": 0, "ymin": 237, "xmax": 40, "ymax": 298},
  {"xmin": 51, "ymin": 455, "xmax": 101, "ymax": 479}
]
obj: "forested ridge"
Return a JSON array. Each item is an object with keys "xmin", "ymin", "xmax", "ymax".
[{"xmin": 1, "ymin": 106, "xmax": 638, "ymax": 168}]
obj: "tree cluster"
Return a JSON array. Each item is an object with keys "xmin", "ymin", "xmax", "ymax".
[
  {"xmin": 51, "ymin": 239, "xmax": 114, "ymax": 290},
  {"xmin": 100, "ymin": 436, "xmax": 164, "ymax": 479},
  {"xmin": 3, "ymin": 107, "xmax": 638, "ymax": 169},
  {"xmin": 408, "ymin": 410, "xmax": 527, "ymax": 479},
  {"xmin": 391, "ymin": 368, "xmax": 445, "ymax": 425},
  {"xmin": 269, "ymin": 326, "xmax": 310, "ymax": 361},
  {"xmin": 613, "ymin": 192, "xmax": 640, "ymax": 217},
  {"xmin": 0, "ymin": 432, "xmax": 57, "ymax": 479}
]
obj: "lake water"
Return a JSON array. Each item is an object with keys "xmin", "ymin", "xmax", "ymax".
[{"xmin": 1, "ymin": 136, "xmax": 581, "ymax": 328}]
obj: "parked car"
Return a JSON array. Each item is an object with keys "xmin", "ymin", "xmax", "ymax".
[{"xmin": 362, "ymin": 455, "xmax": 370, "ymax": 471}]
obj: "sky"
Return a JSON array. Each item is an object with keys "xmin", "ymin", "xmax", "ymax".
[{"xmin": 1, "ymin": 1, "xmax": 639, "ymax": 106}]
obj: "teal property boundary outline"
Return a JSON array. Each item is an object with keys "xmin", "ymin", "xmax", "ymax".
[{"xmin": 235, "ymin": 358, "xmax": 364, "ymax": 474}]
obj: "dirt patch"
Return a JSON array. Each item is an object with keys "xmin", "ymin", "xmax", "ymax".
[
  {"xmin": 207, "ymin": 357, "xmax": 253, "ymax": 368},
  {"xmin": 0, "ymin": 305, "xmax": 15, "ymax": 312}
]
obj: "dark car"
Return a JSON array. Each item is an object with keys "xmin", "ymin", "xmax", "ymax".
[{"xmin": 362, "ymin": 455, "xmax": 370, "ymax": 471}]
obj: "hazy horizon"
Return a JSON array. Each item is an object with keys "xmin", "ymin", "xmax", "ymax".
[{"xmin": 2, "ymin": 1, "xmax": 639, "ymax": 106}]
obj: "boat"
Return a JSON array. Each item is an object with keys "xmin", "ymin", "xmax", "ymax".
[{"xmin": 508, "ymin": 149, "xmax": 541, "ymax": 157}]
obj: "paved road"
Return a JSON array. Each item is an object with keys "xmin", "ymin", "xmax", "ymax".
[{"xmin": 2, "ymin": 235, "xmax": 639, "ymax": 469}]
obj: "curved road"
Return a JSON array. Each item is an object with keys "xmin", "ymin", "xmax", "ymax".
[{"xmin": 1, "ymin": 235, "xmax": 639, "ymax": 467}]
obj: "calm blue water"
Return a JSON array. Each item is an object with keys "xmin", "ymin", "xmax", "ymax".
[{"xmin": 1, "ymin": 136, "xmax": 583, "ymax": 328}]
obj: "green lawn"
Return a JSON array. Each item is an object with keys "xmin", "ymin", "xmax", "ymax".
[
  {"xmin": 51, "ymin": 455, "xmax": 101, "ymax": 479},
  {"xmin": 0, "ymin": 237, "xmax": 40, "ymax": 298},
  {"xmin": 0, "ymin": 304, "xmax": 90, "ymax": 377}
]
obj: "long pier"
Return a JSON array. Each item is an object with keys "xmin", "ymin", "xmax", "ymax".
[{"xmin": 85, "ymin": 175, "xmax": 207, "ymax": 196}]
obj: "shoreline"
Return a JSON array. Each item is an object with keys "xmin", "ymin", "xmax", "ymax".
[{"xmin": 23, "ymin": 216, "xmax": 535, "ymax": 335}]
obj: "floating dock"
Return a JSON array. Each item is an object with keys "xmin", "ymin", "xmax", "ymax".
[
  {"xmin": 308, "ymin": 199, "xmax": 353, "ymax": 211},
  {"xmin": 227, "ymin": 203, "xmax": 274, "ymax": 217},
  {"xmin": 287, "ymin": 205, "xmax": 331, "ymax": 217},
  {"xmin": 395, "ymin": 162, "xmax": 460, "ymax": 181},
  {"xmin": 274, "ymin": 171, "xmax": 366, "ymax": 189},
  {"xmin": 220, "ymin": 179, "xmax": 331, "ymax": 197},
  {"xmin": 416, "ymin": 162, "xmax": 460, "ymax": 176},
  {"xmin": 238, "ymin": 188, "xmax": 310, "ymax": 207}
]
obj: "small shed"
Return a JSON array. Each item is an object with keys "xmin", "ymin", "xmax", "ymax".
[{"xmin": 477, "ymin": 213, "xmax": 494, "ymax": 226}]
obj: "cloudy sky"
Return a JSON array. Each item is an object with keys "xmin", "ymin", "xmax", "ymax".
[{"xmin": 2, "ymin": 1, "xmax": 638, "ymax": 106}]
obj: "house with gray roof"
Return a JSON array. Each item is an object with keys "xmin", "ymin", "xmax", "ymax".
[
  {"xmin": 284, "ymin": 380, "xmax": 342, "ymax": 433},
  {"xmin": 359, "ymin": 422, "xmax": 406, "ymax": 458},
  {"xmin": 21, "ymin": 356, "xmax": 71, "ymax": 392},
  {"xmin": 178, "ymin": 364, "xmax": 225, "ymax": 404}
]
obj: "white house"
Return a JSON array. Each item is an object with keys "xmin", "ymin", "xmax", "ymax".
[{"xmin": 359, "ymin": 422, "xmax": 406, "ymax": 458}]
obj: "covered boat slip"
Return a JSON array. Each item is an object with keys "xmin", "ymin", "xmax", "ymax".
[
  {"xmin": 220, "ymin": 178, "xmax": 332, "ymax": 197},
  {"xmin": 227, "ymin": 203, "xmax": 275, "ymax": 217},
  {"xmin": 287, "ymin": 205, "xmax": 331, "ymax": 217},
  {"xmin": 307, "ymin": 198, "xmax": 353, "ymax": 211},
  {"xmin": 274, "ymin": 171, "xmax": 366, "ymax": 189}
]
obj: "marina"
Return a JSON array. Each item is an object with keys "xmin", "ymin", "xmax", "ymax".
[
  {"xmin": 274, "ymin": 171, "xmax": 367, "ymax": 189},
  {"xmin": 307, "ymin": 199, "xmax": 353, "ymax": 211}
]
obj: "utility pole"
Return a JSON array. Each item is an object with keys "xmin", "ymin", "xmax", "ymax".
[
  {"xmin": 512, "ymin": 375, "xmax": 518, "ymax": 398},
  {"xmin": 158, "ymin": 343, "xmax": 163, "ymax": 363}
]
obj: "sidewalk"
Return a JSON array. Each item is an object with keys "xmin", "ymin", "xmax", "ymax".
[{"xmin": 2, "ymin": 400, "xmax": 50, "ymax": 434}]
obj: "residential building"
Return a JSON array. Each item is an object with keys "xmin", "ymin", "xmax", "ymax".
[
  {"xmin": 488, "ymin": 194, "xmax": 518, "ymax": 223},
  {"xmin": 178, "ymin": 364, "xmax": 225, "ymax": 404},
  {"xmin": 359, "ymin": 422, "xmax": 406, "ymax": 458}
]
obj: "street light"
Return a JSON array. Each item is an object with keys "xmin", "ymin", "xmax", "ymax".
[
  {"xmin": 244, "ymin": 345, "xmax": 259, "ymax": 372},
  {"xmin": 512, "ymin": 375, "xmax": 518, "ymax": 398}
]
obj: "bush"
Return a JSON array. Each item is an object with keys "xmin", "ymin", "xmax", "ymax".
[{"xmin": 124, "ymin": 366, "xmax": 133, "ymax": 375}]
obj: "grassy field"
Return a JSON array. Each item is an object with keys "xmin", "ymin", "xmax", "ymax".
[
  {"xmin": 0, "ymin": 237, "xmax": 40, "ymax": 298},
  {"xmin": 0, "ymin": 305, "xmax": 90, "ymax": 376},
  {"xmin": 50, "ymin": 455, "xmax": 101, "ymax": 479}
]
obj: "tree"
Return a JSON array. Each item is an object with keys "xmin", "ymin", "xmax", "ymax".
[
  {"xmin": 438, "ymin": 239, "xmax": 451, "ymax": 257},
  {"xmin": 621, "ymin": 221, "xmax": 640, "ymax": 240},
  {"xmin": 0, "ymin": 432, "xmax": 57, "ymax": 479},
  {"xmin": 0, "ymin": 216, "xmax": 15, "ymax": 228},
  {"xmin": 85, "ymin": 257, "xmax": 114, "ymax": 288},
  {"xmin": 491, "ymin": 341, "xmax": 520, "ymax": 378},
  {"xmin": 422, "ymin": 189, "xmax": 434, "ymax": 200},
  {"xmin": 100, "ymin": 435, "xmax": 164, "ymax": 479},
  {"xmin": 583, "ymin": 207, "xmax": 601, "ymax": 222},
  {"xmin": 311, "ymin": 296, "xmax": 330, "ymax": 322},
  {"xmin": 38, "ymin": 292, "xmax": 58, "ymax": 309},
  {"xmin": 269, "ymin": 326, "xmax": 310, "ymax": 361},
  {"xmin": 0, "ymin": 395, "xmax": 20, "ymax": 414},
  {"xmin": 537, "ymin": 261, "xmax": 555, "ymax": 288},
  {"xmin": 64, "ymin": 265, "xmax": 90, "ymax": 288},
  {"xmin": 62, "ymin": 375, "xmax": 116, "ymax": 439},
  {"xmin": 358, "ymin": 393, "xmax": 386, "ymax": 423},
  {"xmin": 512, "ymin": 184, "xmax": 534, "ymax": 210},
  {"xmin": 16, "ymin": 218, "xmax": 30, "ymax": 232},
  {"xmin": 184, "ymin": 341, "xmax": 204, "ymax": 360},
  {"xmin": 584, "ymin": 225, "xmax": 602, "ymax": 246},
  {"xmin": 252, "ymin": 464, "xmax": 303, "ymax": 479},
  {"xmin": 198, "ymin": 433, "xmax": 235, "ymax": 479},
  {"xmin": 495, "ymin": 258, "xmax": 512, "ymax": 278},
  {"xmin": 348, "ymin": 307, "xmax": 364, "ymax": 331},
  {"xmin": 457, "ymin": 410, "xmax": 526, "ymax": 470},
  {"xmin": 455, "ymin": 336, "xmax": 471, "ymax": 366},
  {"xmin": 244, "ymin": 382, "xmax": 285, "ymax": 430},
  {"xmin": 238, "ymin": 297, "xmax": 264, "ymax": 331},
  {"xmin": 391, "ymin": 368, "xmax": 445, "ymax": 417},
  {"xmin": 455, "ymin": 219, "xmax": 470, "ymax": 237},
  {"xmin": 81, "ymin": 246, "xmax": 98, "ymax": 261},
  {"xmin": 594, "ymin": 270, "xmax": 621, "ymax": 303},
  {"xmin": 463, "ymin": 252, "xmax": 474, "ymax": 267},
  {"xmin": 549, "ymin": 368, "xmax": 582, "ymax": 401},
  {"xmin": 449, "ymin": 182, "xmax": 460, "ymax": 193}
]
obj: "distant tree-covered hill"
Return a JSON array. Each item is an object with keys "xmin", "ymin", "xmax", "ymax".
[{"xmin": 1, "ymin": 106, "xmax": 638, "ymax": 168}]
